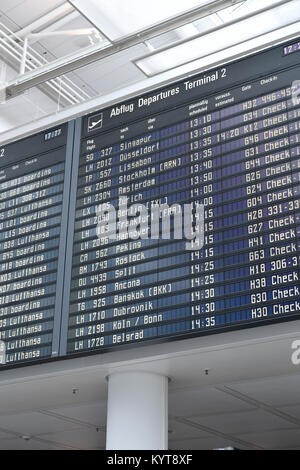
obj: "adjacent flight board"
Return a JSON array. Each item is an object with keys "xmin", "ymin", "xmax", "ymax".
[
  {"xmin": 0, "ymin": 123, "xmax": 73, "ymax": 366},
  {"xmin": 1, "ymin": 37, "xmax": 300, "ymax": 368}
]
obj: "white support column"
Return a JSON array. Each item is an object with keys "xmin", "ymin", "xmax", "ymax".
[{"xmin": 106, "ymin": 372, "xmax": 169, "ymax": 450}]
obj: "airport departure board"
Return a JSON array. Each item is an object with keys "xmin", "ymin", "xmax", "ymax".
[
  {"xmin": 62, "ymin": 37, "xmax": 300, "ymax": 357},
  {"xmin": 1, "ymin": 37, "xmax": 300, "ymax": 368},
  {"xmin": 0, "ymin": 123, "xmax": 73, "ymax": 366}
]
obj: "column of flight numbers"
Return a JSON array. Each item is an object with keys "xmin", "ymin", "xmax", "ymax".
[{"xmin": 70, "ymin": 126, "xmax": 160, "ymax": 351}]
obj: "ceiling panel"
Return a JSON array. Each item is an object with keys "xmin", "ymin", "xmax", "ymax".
[
  {"xmin": 169, "ymin": 420, "xmax": 213, "ymax": 441},
  {"xmin": 0, "ymin": 0, "xmax": 25, "ymax": 15},
  {"xmin": 0, "ymin": 12, "xmax": 20, "ymax": 31},
  {"xmin": 74, "ymin": 44, "xmax": 147, "ymax": 80},
  {"xmin": 0, "ymin": 437, "xmax": 64, "ymax": 450},
  {"xmin": 0, "ymin": 411, "xmax": 82, "ymax": 435},
  {"xmin": 169, "ymin": 436, "xmax": 250, "ymax": 450},
  {"xmin": 0, "ymin": 89, "xmax": 57, "ymax": 132},
  {"xmin": 36, "ymin": 16, "xmax": 95, "ymax": 57},
  {"xmin": 236, "ymin": 428, "xmax": 300, "ymax": 450},
  {"xmin": 72, "ymin": 44, "xmax": 147, "ymax": 95},
  {"xmin": 88, "ymin": 62, "xmax": 145, "ymax": 94},
  {"xmin": 0, "ymin": 371, "xmax": 107, "ymax": 416},
  {"xmin": 0, "ymin": 431, "xmax": 15, "ymax": 439},
  {"xmin": 4, "ymin": 0, "xmax": 65, "ymax": 28},
  {"xmin": 169, "ymin": 387, "xmax": 257, "ymax": 418},
  {"xmin": 227, "ymin": 375, "xmax": 300, "ymax": 407},
  {"xmin": 136, "ymin": 0, "xmax": 300, "ymax": 76},
  {"xmin": 278, "ymin": 404, "xmax": 300, "ymax": 420},
  {"xmin": 191, "ymin": 409, "xmax": 298, "ymax": 435},
  {"xmin": 41, "ymin": 427, "xmax": 106, "ymax": 449},
  {"xmin": 48, "ymin": 401, "xmax": 107, "ymax": 427}
]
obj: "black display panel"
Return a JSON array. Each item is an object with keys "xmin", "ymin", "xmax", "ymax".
[
  {"xmin": 1, "ymin": 36, "xmax": 300, "ymax": 370},
  {"xmin": 0, "ymin": 123, "xmax": 74, "ymax": 367},
  {"xmin": 62, "ymin": 36, "xmax": 300, "ymax": 357}
]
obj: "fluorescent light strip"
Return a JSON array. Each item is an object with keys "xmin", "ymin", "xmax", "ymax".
[{"xmin": 134, "ymin": 0, "xmax": 300, "ymax": 76}]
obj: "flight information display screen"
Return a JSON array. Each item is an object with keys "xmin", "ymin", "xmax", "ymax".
[
  {"xmin": 0, "ymin": 124, "xmax": 72, "ymax": 366},
  {"xmin": 1, "ymin": 37, "xmax": 300, "ymax": 368},
  {"xmin": 63, "ymin": 39, "xmax": 300, "ymax": 357}
]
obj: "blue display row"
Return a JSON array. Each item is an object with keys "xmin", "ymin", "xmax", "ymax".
[
  {"xmin": 69, "ymin": 255, "xmax": 300, "ymax": 300},
  {"xmin": 0, "ymin": 231, "xmax": 60, "ymax": 259},
  {"xmin": 80, "ymin": 87, "xmax": 294, "ymax": 163},
  {"xmin": 77, "ymin": 144, "xmax": 300, "ymax": 202},
  {"xmin": 0, "ymin": 172, "xmax": 64, "ymax": 203},
  {"xmin": 68, "ymin": 293, "xmax": 300, "ymax": 338},
  {"xmin": 0, "ymin": 322, "xmax": 54, "ymax": 341},
  {"xmin": 0, "ymin": 193, "xmax": 63, "ymax": 222},
  {"xmin": 0, "ymin": 204, "xmax": 62, "ymax": 235},
  {"xmin": 4, "ymin": 346, "xmax": 53, "ymax": 365},
  {"xmin": 83, "ymin": 108, "xmax": 300, "ymax": 177},
  {"xmin": 73, "ymin": 197, "xmax": 300, "ymax": 249},
  {"xmin": 79, "ymin": 117, "xmax": 300, "ymax": 182},
  {"xmin": 71, "ymin": 241, "xmax": 299, "ymax": 286},
  {"xmin": 0, "ymin": 162, "xmax": 65, "ymax": 192},
  {"xmin": 0, "ymin": 249, "xmax": 59, "ymax": 274},
  {"xmin": 0, "ymin": 283, "xmax": 57, "ymax": 307},
  {"xmin": 72, "ymin": 216, "xmax": 297, "ymax": 259},
  {"xmin": 78, "ymin": 138, "xmax": 300, "ymax": 203},
  {"xmin": 0, "ymin": 296, "xmax": 56, "ymax": 319},
  {"xmin": 67, "ymin": 298, "xmax": 300, "ymax": 351},
  {"xmin": 74, "ymin": 175, "xmax": 300, "ymax": 230},
  {"xmin": 69, "ymin": 265, "xmax": 300, "ymax": 310},
  {"xmin": 0, "ymin": 215, "xmax": 61, "ymax": 242},
  {"xmin": 0, "ymin": 272, "xmax": 58, "ymax": 294},
  {"xmin": 0, "ymin": 309, "xmax": 55, "ymax": 330},
  {"xmin": 76, "ymin": 140, "xmax": 300, "ymax": 209},
  {"xmin": 0, "ymin": 261, "xmax": 58, "ymax": 284}
]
